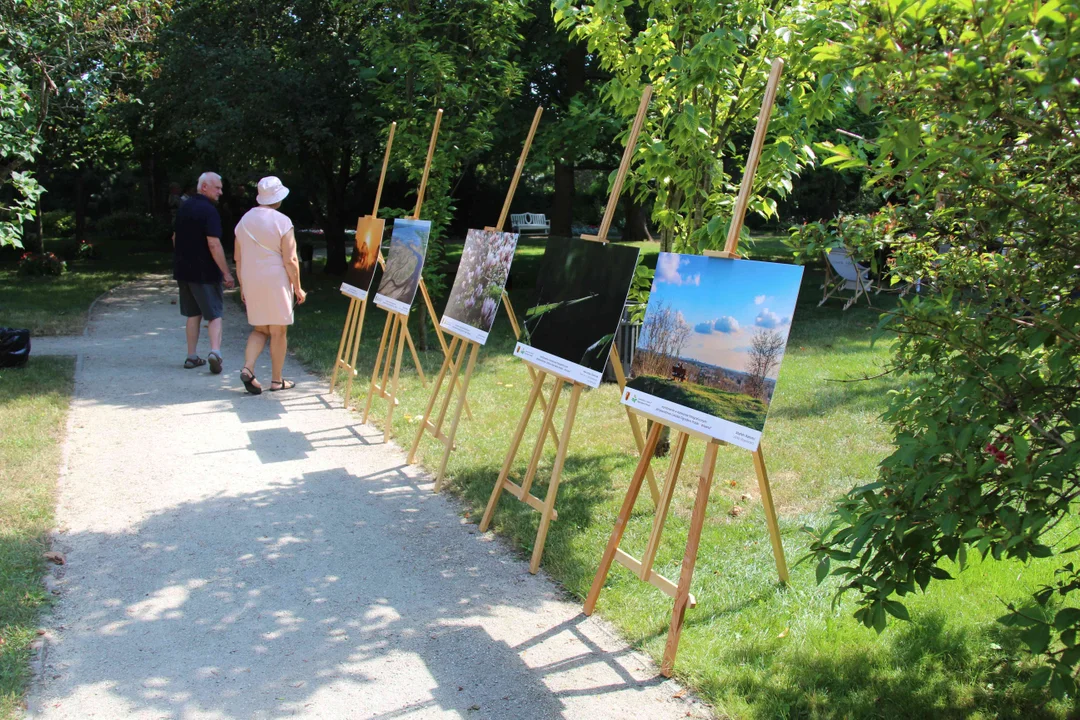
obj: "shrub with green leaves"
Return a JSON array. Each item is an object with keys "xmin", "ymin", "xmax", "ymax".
[
  {"xmin": 17, "ymin": 251, "xmax": 66, "ymax": 276},
  {"xmin": 796, "ymin": 0, "xmax": 1080, "ymax": 699},
  {"xmin": 40, "ymin": 209, "xmax": 75, "ymax": 237}
]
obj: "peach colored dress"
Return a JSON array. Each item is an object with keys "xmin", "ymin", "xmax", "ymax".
[{"xmin": 236, "ymin": 207, "xmax": 295, "ymax": 326}]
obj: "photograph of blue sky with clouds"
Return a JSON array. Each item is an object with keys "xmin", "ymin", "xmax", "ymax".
[
  {"xmin": 625, "ymin": 253, "xmax": 804, "ymax": 435},
  {"xmin": 655, "ymin": 253, "xmax": 802, "ymax": 377}
]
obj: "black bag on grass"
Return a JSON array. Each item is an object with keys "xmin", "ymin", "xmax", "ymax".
[{"xmin": 0, "ymin": 327, "xmax": 31, "ymax": 367}]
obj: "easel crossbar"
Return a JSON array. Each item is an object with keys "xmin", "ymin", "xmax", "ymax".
[
  {"xmin": 613, "ymin": 549, "xmax": 695, "ymax": 607},
  {"xmin": 502, "ymin": 479, "xmax": 559, "ymax": 520},
  {"xmin": 480, "ymin": 369, "xmax": 583, "ymax": 573}
]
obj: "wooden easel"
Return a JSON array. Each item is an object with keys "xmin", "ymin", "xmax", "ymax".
[
  {"xmin": 407, "ymin": 106, "xmax": 549, "ymax": 490},
  {"xmin": 330, "ymin": 121, "xmax": 396, "ymax": 409},
  {"xmin": 363, "ymin": 109, "xmax": 472, "ymax": 442},
  {"xmin": 478, "ymin": 87, "xmax": 661, "ymax": 575},
  {"xmin": 583, "ymin": 58, "xmax": 789, "ymax": 678}
]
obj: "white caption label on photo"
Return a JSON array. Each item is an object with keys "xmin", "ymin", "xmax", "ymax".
[
  {"xmin": 339, "ymin": 283, "xmax": 368, "ymax": 301},
  {"xmin": 621, "ymin": 388, "xmax": 762, "ymax": 451},
  {"xmin": 513, "ymin": 343, "xmax": 602, "ymax": 388},
  {"xmin": 374, "ymin": 294, "xmax": 411, "ymax": 316},
  {"xmin": 440, "ymin": 316, "xmax": 488, "ymax": 346}
]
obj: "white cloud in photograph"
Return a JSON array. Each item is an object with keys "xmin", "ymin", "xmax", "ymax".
[
  {"xmin": 755, "ymin": 308, "xmax": 787, "ymax": 329},
  {"xmin": 656, "ymin": 253, "xmax": 700, "ymax": 286},
  {"xmin": 694, "ymin": 315, "xmax": 740, "ymax": 334},
  {"xmin": 713, "ymin": 316, "xmax": 740, "ymax": 333}
]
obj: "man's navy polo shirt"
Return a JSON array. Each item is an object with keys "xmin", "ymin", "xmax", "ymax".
[{"xmin": 173, "ymin": 194, "xmax": 223, "ymax": 283}]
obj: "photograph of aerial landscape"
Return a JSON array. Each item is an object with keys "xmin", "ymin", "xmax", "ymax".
[
  {"xmin": 625, "ymin": 253, "xmax": 803, "ymax": 438},
  {"xmin": 373, "ymin": 218, "xmax": 431, "ymax": 313}
]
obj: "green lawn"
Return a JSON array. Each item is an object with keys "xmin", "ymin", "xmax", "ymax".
[
  {"xmin": 0, "ymin": 358, "xmax": 74, "ymax": 719},
  {"xmin": 0, "ymin": 238, "xmax": 170, "ymax": 335},
  {"xmin": 627, "ymin": 374, "xmax": 769, "ymax": 430},
  {"xmin": 285, "ymin": 234, "xmax": 1074, "ymax": 718}
]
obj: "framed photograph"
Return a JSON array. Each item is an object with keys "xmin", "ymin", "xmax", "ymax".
[
  {"xmin": 513, "ymin": 237, "xmax": 640, "ymax": 387},
  {"xmin": 440, "ymin": 229, "xmax": 519, "ymax": 345},
  {"xmin": 622, "ymin": 253, "xmax": 803, "ymax": 451},
  {"xmin": 340, "ymin": 215, "xmax": 385, "ymax": 300},
  {"xmin": 373, "ymin": 218, "xmax": 432, "ymax": 315}
]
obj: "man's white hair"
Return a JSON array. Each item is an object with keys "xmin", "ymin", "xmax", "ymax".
[{"xmin": 197, "ymin": 172, "xmax": 221, "ymax": 191}]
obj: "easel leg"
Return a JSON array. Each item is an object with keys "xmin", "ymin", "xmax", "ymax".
[
  {"xmin": 480, "ymin": 371, "xmax": 547, "ymax": 533},
  {"xmin": 626, "ymin": 407, "xmax": 661, "ymax": 506},
  {"xmin": 661, "ymin": 441, "xmax": 720, "ymax": 677},
  {"xmin": 529, "ymin": 383, "xmax": 582, "ymax": 574},
  {"xmin": 519, "ymin": 379, "xmax": 564, "ymax": 498},
  {"xmin": 752, "ymin": 446, "xmax": 789, "ymax": 583},
  {"xmin": 330, "ymin": 298, "xmax": 356, "ymax": 395},
  {"xmin": 432, "ymin": 338, "xmax": 468, "ymax": 440},
  {"xmin": 403, "ymin": 322, "xmax": 429, "ymax": 386},
  {"xmin": 344, "ymin": 299, "xmax": 367, "ymax": 409},
  {"xmin": 363, "ymin": 312, "xmax": 394, "ymax": 423},
  {"xmin": 434, "ymin": 342, "xmax": 479, "ymax": 492},
  {"xmin": 584, "ymin": 422, "xmax": 663, "ymax": 615},
  {"xmin": 639, "ymin": 432, "xmax": 689, "ymax": 578},
  {"xmin": 529, "ymin": 365, "xmax": 561, "ymax": 447},
  {"xmin": 379, "ymin": 315, "xmax": 400, "ymax": 404},
  {"xmin": 385, "ymin": 314, "xmax": 407, "ymax": 443},
  {"xmin": 407, "ymin": 337, "xmax": 457, "ymax": 464}
]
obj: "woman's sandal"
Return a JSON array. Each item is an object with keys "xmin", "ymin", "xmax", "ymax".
[
  {"xmin": 240, "ymin": 367, "xmax": 262, "ymax": 395},
  {"xmin": 184, "ymin": 356, "xmax": 206, "ymax": 369},
  {"xmin": 269, "ymin": 379, "xmax": 295, "ymax": 392}
]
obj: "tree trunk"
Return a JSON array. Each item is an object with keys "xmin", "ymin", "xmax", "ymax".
[
  {"xmin": 551, "ymin": 160, "xmax": 575, "ymax": 237},
  {"xmin": 417, "ymin": 304, "xmax": 428, "ymax": 351},
  {"xmin": 622, "ymin": 195, "xmax": 649, "ymax": 242},
  {"xmin": 141, "ymin": 154, "xmax": 157, "ymax": 217},
  {"xmin": 551, "ymin": 42, "xmax": 587, "ymax": 237},
  {"xmin": 75, "ymin": 169, "xmax": 88, "ymax": 240},
  {"xmin": 29, "ymin": 196, "xmax": 44, "ymax": 254},
  {"xmin": 323, "ymin": 144, "xmax": 353, "ymax": 275}
]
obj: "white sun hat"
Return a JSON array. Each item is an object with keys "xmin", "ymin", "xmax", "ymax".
[{"xmin": 256, "ymin": 176, "xmax": 290, "ymax": 205}]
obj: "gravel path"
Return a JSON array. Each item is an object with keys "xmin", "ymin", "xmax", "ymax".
[{"xmin": 26, "ymin": 276, "xmax": 710, "ymax": 720}]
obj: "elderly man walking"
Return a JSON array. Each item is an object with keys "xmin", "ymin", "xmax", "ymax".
[{"xmin": 172, "ymin": 172, "xmax": 235, "ymax": 372}]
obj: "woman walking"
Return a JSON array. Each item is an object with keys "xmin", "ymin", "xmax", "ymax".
[{"xmin": 234, "ymin": 176, "xmax": 306, "ymax": 394}]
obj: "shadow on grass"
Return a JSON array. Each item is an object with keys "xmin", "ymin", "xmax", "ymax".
[
  {"xmin": 771, "ymin": 378, "xmax": 895, "ymax": 421},
  {"xmin": 697, "ymin": 610, "xmax": 1060, "ymax": 720}
]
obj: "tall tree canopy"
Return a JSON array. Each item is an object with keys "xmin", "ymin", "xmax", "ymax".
[{"xmin": 147, "ymin": 0, "xmax": 527, "ymax": 275}]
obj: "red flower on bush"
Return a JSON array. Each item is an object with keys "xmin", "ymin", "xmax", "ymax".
[{"xmin": 17, "ymin": 252, "xmax": 66, "ymax": 277}]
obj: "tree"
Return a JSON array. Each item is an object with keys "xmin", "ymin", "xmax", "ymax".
[
  {"xmin": 0, "ymin": 55, "xmax": 42, "ymax": 248},
  {"xmin": 553, "ymin": 0, "xmax": 850, "ymax": 252},
  {"xmin": 800, "ymin": 0, "xmax": 1080, "ymax": 698},
  {"xmin": 744, "ymin": 328, "xmax": 783, "ymax": 401},
  {"xmin": 0, "ymin": 0, "xmax": 167, "ymax": 249},
  {"xmin": 637, "ymin": 300, "xmax": 690, "ymax": 376},
  {"xmin": 148, "ymin": 0, "xmax": 527, "ymax": 279}
]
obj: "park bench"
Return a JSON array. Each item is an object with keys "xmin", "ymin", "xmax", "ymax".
[
  {"xmin": 510, "ymin": 212, "xmax": 551, "ymax": 235},
  {"xmin": 820, "ymin": 248, "xmax": 878, "ymax": 310}
]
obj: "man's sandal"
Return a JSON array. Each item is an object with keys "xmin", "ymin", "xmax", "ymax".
[
  {"xmin": 240, "ymin": 367, "xmax": 262, "ymax": 395},
  {"xmin": 184, "ymin": 356, "xmax": 206, "ymax": 369},
  {"xmin": 269, "ymin": 379, "xmax": 295, "ymax": 392},
  {"xmin": 208, "ymin": 351, "xmax": 223, "ymax": 375}
]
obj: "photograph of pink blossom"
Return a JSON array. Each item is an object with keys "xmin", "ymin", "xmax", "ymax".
[{"xmin": 440, "ymin": 228, "xmax": 519, "ymax": 345}]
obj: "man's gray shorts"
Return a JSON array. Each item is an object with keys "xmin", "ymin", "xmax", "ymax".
[{"xmin": 177, "ymin": 281, "xmax": 224, "ymax": 321}]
